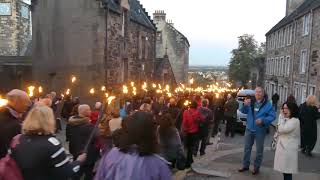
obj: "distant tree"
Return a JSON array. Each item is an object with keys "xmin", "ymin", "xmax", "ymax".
[{"xmin": 228, "ymin": 34, "xmax": 257, "ymax": 87}]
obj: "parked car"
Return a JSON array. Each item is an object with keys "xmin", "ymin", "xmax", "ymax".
[{"xmin": 235, "ymin": 89, "xmax": 255, "ymax": 135}]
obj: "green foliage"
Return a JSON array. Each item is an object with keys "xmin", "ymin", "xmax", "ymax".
[{"xmin": 228, "ymin": 34, "xmax": 265, "ymax": 87}]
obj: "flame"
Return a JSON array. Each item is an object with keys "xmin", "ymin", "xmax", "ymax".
[
  {"xmin": 184, "ymin": 100, "xmax": 190, "ymax": 106},
  {"xmin": 71, "ymin": 76, "xmax": 77, "ymax": 83},
  {"xmin": 101, "ymin": 86, "xmax": 106, "ymax": 91},
  {"xmin": 107, "ymin": 96, "xmax": 116, "ymax": 105},
  {"xmin": 165, "ymin": 85, "xmax": 170, "ymax": 92},
  {"xmin": 28, "ymin": 86, "xmax": 35, "ymax": 97},
  {"xmin": 158, "ymin": 84, "xmax": 162, "ymax": 89},
  {"xmin": 123, "ymin": 85, "xmax": 128, "ymax": 94},
  {"xmin": 105, "ymin": 93, "xmax": 109, "ymax": 98},
  {"xmin": 90, "ymin": 88, "xmax": 95, "ymax": 95},
  {"xmin": 167, "ymin": 92, "xmax": 172, "ymax": 98},
  {"xmin": 38, "ymin": 86, "xmax": 43, "ymax": 94},
  {"xmin": 66, "ymin": 89, "xmax": 71, "ymax": 95},
  {"xmin": 152, "ymin": 83, "xmax": 157, "ymax": 88},
  {"xmin": 215, "ymin": 93, "xmax": 220, "ymax": 98},
  {"xmin": 189, "ymin": 78, "xmax": 194, "ymax": 85},
  {"xmin": 131, "ymin": 82, "xmax": 134, "ymax": 87},
  {"xmin": 0, "ymin": 96, "xmax": 8, "ymax": 107}
]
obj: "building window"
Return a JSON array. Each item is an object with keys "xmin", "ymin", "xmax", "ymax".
[
  {"xmin": 300, "ymin": 50, "xmax": 307, "ymax": 74},
  {"xmin": 303, "ymin": 13, "xmax": 310, "ymax": 36},
  {"xmin": 287, "ymin": 25, "xmax": 293, "ymax": 45},
  {"xmin": 309, "ymin": 85, "xmax": 316, "ymax": 96},
  {"xmin": 286, "ymin": 56, "xmax": 290, "ymax": 77},
  {"xmin": 272, "ymin": 58, "xmax": 275, "ymax": 75},
  {"xmin": 21, "ymin": 5, "xmax": 29, "ymax": 19},
  {"xmin": 280, "ymin": 57, "xmax": 284, "ymax": 76},
  {"xmin": 276, "ymin": 58, "xmax": 279, "ymax": 76},
  {"xmin": 0, "ymin": 3, "xmax": 11, "ymax": 15},
  {"xmin": 282, "ymin": 28, "xmax": 286, "ymax": 47}
]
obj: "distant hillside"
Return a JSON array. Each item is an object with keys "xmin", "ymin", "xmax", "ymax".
[{"xmin": 189, "ymin": 65, "xmax": 228, "ymax": 72}]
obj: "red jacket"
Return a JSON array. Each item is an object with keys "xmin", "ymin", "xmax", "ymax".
[
  {"xmin": 182, "ymin": 108, "xmax": 204, "ymax": 134},
  {"xmin": 90, "ymin": 111, "xmax": 99, "ymax": 125}
]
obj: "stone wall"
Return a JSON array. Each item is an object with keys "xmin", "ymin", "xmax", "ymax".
[
  {"xmin": 153, "ymin": 11, "xmax": 190, "ymax": 83},
  {"xmin": 0, "ymin": 0, "xmax": 31, "ymax": 56},
  {"xmin": 105, "ymin": 10, "xmax": 156, "ymax": 90},
  {"xmin": 32, "ymin": 0, "xmax": 107, "ymax": 102}
]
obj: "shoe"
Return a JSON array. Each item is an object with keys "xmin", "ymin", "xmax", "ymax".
[
  {"xmin": 206, "ymin": 142, "xmax": 213, "ymax": 145},
  {"xmin": 301, "ymin": 149, "xmax": 306, "ymax": 154},
  {"xmin": 200, "ymin": 152, "xmax": 206, "ymax": 156},
  {"xmin": 238, "ymin": 167, "xmax": 249, "ymax": 172},
  {"xmin": 252, "ymin": 168, "xmax": 260, "ymax": 175},
  {"xmin": 307, "ymin": 152, "xmax": 313, "ymax": 157}
]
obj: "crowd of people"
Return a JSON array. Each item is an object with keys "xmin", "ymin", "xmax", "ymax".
[{"xmin": 0, "ymin": 86, "xmax": 319, "ymax": 180}]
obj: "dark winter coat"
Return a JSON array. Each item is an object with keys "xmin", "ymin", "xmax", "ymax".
[
  {"xmin": 299, "ymin": 103, "xmax": 320, "ymax": 149},
  {"xmin": 224, "ymin": 98, "xmax": 239, "ymax": 118},
  {"xmin": 0, "ymin": 107, "xmax": 21, "ymax": 158},
  {"xmin": 198, "ymin": 107, "xmax": 213, "ymax": 136},
  {"xmin": 158, "ymin": 127, "xmax": 183, "ymax": 161},
  {"xmin": 12, "ymin": 135, "xmax": 82, "ymax": 180},
  {"xmin": 61, "ymin": 100, "xmax": 74, "ymax": 119},
  {"xmin": 67, "ymin": 116, "xmax": 98, "ymax": 165}
]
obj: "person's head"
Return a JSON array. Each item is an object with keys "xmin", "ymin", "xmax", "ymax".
[
  {"xmin": 159, "ymin": 112, "xmax": 175, "ymax": 129},
  {"xmin": 78, "ymin": 104, "xmax": 91, "ymax": 118},
  {"xmin": 50, "ymin": 91, "xmax": 57, "ymax": 99},
  {"xmin": 306, "ymin": 95, "xmax": 317, "ymax": 107},
  {"xmin": 117, "ymin": 111, "xmax": 158, "ymax": 156},
  {"xmin": 169, "ymin": 98, "xmax": 176, "ymax": 106},
  {"xmin": 22, "ymin": 105, "xmax": 56, "ymax": 135},
  {"xmin": 227, "ymin": 94, "xmax": 232, "ymax": 100},
  {"xmin": 190, "ymin": 101, "xmax": 198, "ymax": 109},
  {"xmin": 282, "ymin": 102, "xmax": 299, "ymax": 119},
  {"xmin": 202, "ymin": 99, "xmax": 209, "ymax": 107},
  {"xmin": 73, "ymin": 97, "xmax": 80, "ymax": 104},
  {"xmin": 6, "ymin": 89, "xmax": 31, "ymax": 113},
  {"xmin": 37, "ymin": 98, "xmax": 52, "ymax": 107},
  {"xmin": 158, "ymin": 96, "xmax": 165, "ymax": 104},
  {"xmin": 95, "ymin": 102, "xmax": 102, "ymax": 111},
  {"xmin": 255, "ymin": 87, "xmax": 265, "ymax": 101},
  {"xmin": 143, "ymin": 97, "xmax": 152, "ymax": 104},
  {"xmin": 112, "ymin": 109, "xmax": 120, "ymax": 118}
]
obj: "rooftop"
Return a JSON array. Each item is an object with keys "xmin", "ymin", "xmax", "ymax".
[{"xmin": 266, "ymin": 0, "xmax": 320, "ymax": 36}]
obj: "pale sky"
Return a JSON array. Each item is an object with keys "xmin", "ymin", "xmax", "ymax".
[{"xmin": 139, "ymin": 0, "xmax": 287, "ymax": 66}]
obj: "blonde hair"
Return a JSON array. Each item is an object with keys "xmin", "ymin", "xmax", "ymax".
[
  {"xmin": 22, "ymin": 105, "xmax": 56, "ymax": 135},
  {"xmin": 306, "ymin": 95, "xmax": 317, "ymax": 106}
]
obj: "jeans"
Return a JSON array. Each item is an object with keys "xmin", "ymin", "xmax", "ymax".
[
  {"xmin": 242, "ymin": 129, "xmax": 266, "ymax": 169},
  {"xmin": 283, "ymin": 173, "xmax": 292, "ymax": 180}
]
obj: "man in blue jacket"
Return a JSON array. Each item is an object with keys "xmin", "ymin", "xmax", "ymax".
[{"xmin": 238, "ymin": 87, "xmax": 276, "ymax": 175}]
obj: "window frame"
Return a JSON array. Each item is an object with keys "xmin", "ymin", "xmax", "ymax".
[
  {"xmin": 300, "ymin": 50, "xmax": 307, "ymax": 74},
  {"xmin": 0, "ymin": 2, "xmax": 12, "ymax": 16},
  {"xmin": 302, "ymin": 13, "xmax": 310, "ymax": 36}
]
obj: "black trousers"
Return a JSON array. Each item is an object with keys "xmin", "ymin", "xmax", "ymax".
[
  {"xmin": 283, "ymin": 173, "xmax": 292, "ymax": 180},
  {"xmin": 194, "ymin": 129, "xmax": 208, "ymax": 155},
  {"xmin": 225, "ymin": 116, "xmax": 235, "ymax": 137},
  {"xmin": 184, "ymin": 133, "xmax": 198, "ymax": 166}
]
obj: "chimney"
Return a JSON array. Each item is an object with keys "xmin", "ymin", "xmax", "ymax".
[
  {"xmin": 286, "ymin": 0, "xmax": 305, "ymax": 16},
  {"xmin": 167, "ymin": 19, "xmax": 174, "ymax": 27},
  {"xmin": 153, "ymin": 10, "xmax": 166, "ymax": 22}
]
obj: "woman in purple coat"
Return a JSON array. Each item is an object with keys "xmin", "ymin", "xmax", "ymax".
[{"xmin": 95, "ymin": 111, "xmax": 172, "ymax": 180}]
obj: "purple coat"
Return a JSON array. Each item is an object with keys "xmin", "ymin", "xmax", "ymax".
[{"xmin": 95, "ymin": 147, "xmax": 172, "ymax": 180}]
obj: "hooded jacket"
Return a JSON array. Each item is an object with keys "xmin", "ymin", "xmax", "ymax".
[
  {"xmin": 67, "ymin": 116, "xmax": 98, "ymax": 165},
  {"xmin": 240, "ymin": 95, "xmax": 276, "ymax": 132}
]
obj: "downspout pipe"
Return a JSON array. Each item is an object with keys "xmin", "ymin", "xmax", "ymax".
[{"xmin": 306, "ymin": 9, "xmax": 314, "ymax": 97}]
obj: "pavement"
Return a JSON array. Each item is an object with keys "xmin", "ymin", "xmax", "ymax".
[{"xmin": 174, "ymin": 124, "xmax": 320, "ymax": 180}]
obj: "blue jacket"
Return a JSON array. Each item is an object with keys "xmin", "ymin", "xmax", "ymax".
[{"xmin": 241, "ymin": 96, "xmax": 276, "ymax": 132}]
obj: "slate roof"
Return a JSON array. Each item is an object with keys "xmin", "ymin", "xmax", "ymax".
[
  {"xmin": 103, "ymin": 0, "xmax": 156, "ymax": 30},
  {"xmin": 266, "ymin": 0, "xmax": 320, "ymax": 36},
  {"xmin": 167, "ymin": 24, "xmax": 190, "ymax": 47}
]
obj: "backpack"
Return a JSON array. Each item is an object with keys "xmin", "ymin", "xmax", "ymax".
[{"xmin": 0, "ymin": 134, "xmax": 23, "ymax": 180}]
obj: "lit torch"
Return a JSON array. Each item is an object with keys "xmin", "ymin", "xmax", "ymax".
[
  {"xmin": 101, "ymin": 86, "xmax": 106, "ymax": 91},
  {"xmin": 66, "ymin": 89, "xmax": 71, "ymax": 95},
  {"xmin": 189, "ymin": 78, "xmax": 194, "ymax": 85},
  {"xmin": 184, "ymin": 100, "xmax": 190, "ymax": 106},
  {"xmin": 28, "ymin": 86, "xmax": 35, "ymax": 97},
  {"xmin": 90, "ymin": 88, "xmax": 95, "ymax": 95},
  {"xmin": 107, "ymin": 96, "xmax": 116, "ymax": 105},
  {"xmin": 38, "ymin": 86, "xmax": 43, "ymax": 94},
  {"xmin": 123, "ymin": 85, "xmax": 128, "ymax": 94},
  {"xmin": 0, "ymin": 96, "xmax": 8, "ymax": 107},
  {"xmin": 71, "ymin": 76, "xmax": 77, "ymax": 83}
]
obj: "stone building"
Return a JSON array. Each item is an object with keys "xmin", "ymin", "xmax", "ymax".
[
  {"xmin": 0, "ymin": 0, "xmax": 32, "ymax": 92},
  {"xmin": 265, "ymin": 0, "xmax": 320, "ymax": 105},
  {"xmin": 153, "ymin": 10, "xmax": 190, "ymax": 83},
  {"xmin": 31, "ymin": 0, "xmax": 158, "ymax": 99}
]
